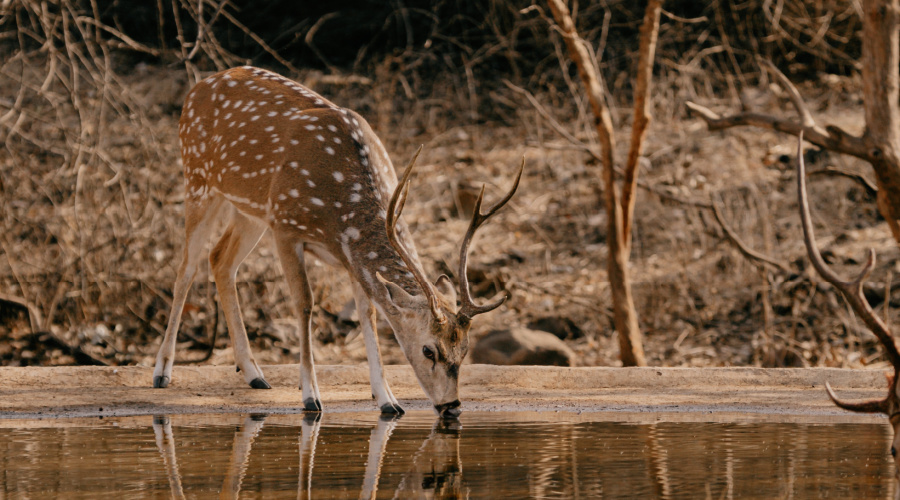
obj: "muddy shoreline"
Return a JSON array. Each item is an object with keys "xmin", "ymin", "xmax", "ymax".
[{"xmin": 0, "ymin": 365, "xmax": 889, "ymax": 423}]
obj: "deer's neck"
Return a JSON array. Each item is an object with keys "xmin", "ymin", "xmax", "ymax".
[{"xmin": 335, "ymin": 211, "xmax": 427, "ymax": 316}]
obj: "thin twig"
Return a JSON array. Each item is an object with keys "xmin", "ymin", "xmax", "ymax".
[{"xmin": 710, "ymin": 196, "xmax": 793, "ymax": 274}]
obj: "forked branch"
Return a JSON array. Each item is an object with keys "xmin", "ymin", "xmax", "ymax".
[
  {"xmin": 797, "ymin": 131, "xmax": 900, "ymax": 413},
  {"xmin": 458, "ymin": 158, "xmax": 524, "ymax": 322},
  {"xmin": 686, "ymin": 59, "xmax": 870, "ymax": 161}
]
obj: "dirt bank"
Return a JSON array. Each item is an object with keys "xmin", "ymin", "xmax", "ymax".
[{"xmin": 0, "ymin": 365, "xmax": 889, "ymax": 424}]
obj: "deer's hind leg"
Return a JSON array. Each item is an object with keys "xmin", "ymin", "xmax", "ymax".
[
  {"xmin": 209, "ymin": 210, "xmax": 269, "ymax": 389},
  {"xmin": 272, "ymin": 235, "xmax": 321, "ymax": 412},
  {"xmin": 153, "ymin": 197, "xmax": 227, "ymax": 388}
]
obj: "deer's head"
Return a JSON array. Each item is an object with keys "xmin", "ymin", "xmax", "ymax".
[{"xmin": 381, "ymin": 148, "xmax": 523, "ymax": 418}]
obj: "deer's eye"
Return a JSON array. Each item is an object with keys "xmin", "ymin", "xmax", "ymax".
[
  {"xmin": 892, "ymin": 446, "xmax": 897, "ymax": 458},
  {"xmin": 423, "ymin": 346, "xmax": 435, "ymax": 361}
]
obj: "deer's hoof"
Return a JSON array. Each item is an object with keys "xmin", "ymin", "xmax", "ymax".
[
  {"xmin": 380, "ymin": 402, "xmax": 405, "ymax": 415},
  {"xmin": 249, "ymin": 378, "xmax": 272, "ymax": 389},
  {"xmin": 153, "ymin": 376, "xmax": 170, "ymax": 388},
  {"xmin": 303, "ymin": 398, "xmax": 323, "ymax": 412}
]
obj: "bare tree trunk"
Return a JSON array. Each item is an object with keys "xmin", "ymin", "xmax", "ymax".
[
  {"xmin": 862, "ymin": 0, "xmax": 900, "ymax": 244},
  {"xmin": 548, "ymin": 0, "xmax": 663, "ymax": 366}
]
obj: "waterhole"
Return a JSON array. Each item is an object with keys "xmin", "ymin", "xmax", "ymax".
[{"xmin": 0, "ymin": 412, "xmax": 893, "ymax": 498}]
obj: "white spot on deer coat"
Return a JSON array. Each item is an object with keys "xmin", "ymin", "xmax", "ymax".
[{"xmin": 344, "ymin": 227, "xmax": 360, "ymax": 240}]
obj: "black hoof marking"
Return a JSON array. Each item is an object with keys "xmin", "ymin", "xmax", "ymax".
[
  {"xmin": 303, "ymin": 398, "xmax": 323, "ymax": 412},
  {"xmin": 249, "ymin": 413, "xmax": 268, "ymax": 422},
  {"xmin": 380, "ymin": 403, "xmax": 405, "ymax": 415},
  {"xmin": 153, "ymin": 376, "xmax": 170, "ymax": 388},
  {"xmin": 302, "ymin": 412, "xmax": 322, "ymax": 424},
  {"xmin": 152, "ymin": 415, "xmax": 170, "ymax": 425},
  {"xmin": 250, "ymin": 378, "xmax": 272, "ymax": 389}
]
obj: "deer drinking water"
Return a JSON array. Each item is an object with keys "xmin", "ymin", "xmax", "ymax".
[{"xmin": 152, "ymin": 66, "xmax": 522, "ymax": 417}]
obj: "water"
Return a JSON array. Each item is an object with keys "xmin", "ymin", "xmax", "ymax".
[{"xmin": 0, "ymin": 412, "xmax": 893, "ymax": 499}]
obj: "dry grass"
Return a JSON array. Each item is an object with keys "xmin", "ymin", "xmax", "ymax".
[{"xmin": 1, "ymin": 0, "xmax": 897, "ymax": 371}]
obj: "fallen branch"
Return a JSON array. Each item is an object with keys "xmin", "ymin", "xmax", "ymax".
[
  {"xmin": 0, "ymin": 292, "xmax": 42, "ymax": 334},
  {"xmin": 0, "ymin": 292, "xmax": 109, "ymax": 366}
]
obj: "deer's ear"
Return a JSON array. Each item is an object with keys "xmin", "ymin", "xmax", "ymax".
[
  {"xmin": 434, "ymin": 274, "xmax": 457, "ymax": 306},
  {"xmin": 377, "ymin": 272, "xmax": 423, "ymax": 310}
]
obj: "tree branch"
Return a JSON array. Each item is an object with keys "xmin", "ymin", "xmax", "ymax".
[
  {"xmin": 711, "ymin": 197, "xmax": 793, "ymax": 274},
  {"xmin": 622, "ymin": 0, "xmax": 663, "ymax": 247},
  {"xmin": 758, "ymin": 58, "xmax": 816, "ymax": 128},
  {"xmin": 685, "ymin": 100, "xmax": 870, "ymax": 161}
]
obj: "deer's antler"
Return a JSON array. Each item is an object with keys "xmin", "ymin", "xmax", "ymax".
[
  {"xmin": 386, "ymin": 146, "xmax": 446, "ymax": 323},
  {"xmin": 458, "ymin": 158, "xmax": 524, "ymax": 322}
]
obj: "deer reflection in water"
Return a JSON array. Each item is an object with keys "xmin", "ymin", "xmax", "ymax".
[
  {"xmin": 152, "ymin": 413, "xmax": 464, "ymax": 499},
  {"xmin": 303, "ymin": 413, "xmax": 464, "ymax": 499},
  {"xmin": 392, "ymin": 418, "xmax": 463, "ymax": 499},
  {"xmin": 153, "ymin": 413, "xmax": 266, "ymax": 500}
]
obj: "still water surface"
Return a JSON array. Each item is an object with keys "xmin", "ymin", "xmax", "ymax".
[{"xmin": 0, "ymin": 412, "xmax": 893, "ymax": 498}]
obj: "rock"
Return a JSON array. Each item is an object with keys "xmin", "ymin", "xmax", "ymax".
[
  {"xmin": 527, "ymin": 316, "xmax": 584, "ymax": 340},
  {"xmin": 471, "ymin": 328, "xmax": 576, "ymax": 367}
]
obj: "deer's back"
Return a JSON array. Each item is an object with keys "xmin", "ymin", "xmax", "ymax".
[{"xmin": 178, "ymin": 67, "xmax": 399, "ymax": 249}]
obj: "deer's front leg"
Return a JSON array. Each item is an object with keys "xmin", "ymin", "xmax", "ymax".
[
  {"xmin": 352, "ymin": 282, "xmax": 404, "ymax": 415},
  {"xmin": 274, "ymin": 236, "xmax": 322, "ymax": 411}
]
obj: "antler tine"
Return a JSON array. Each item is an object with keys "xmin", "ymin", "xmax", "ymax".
[
  {"xmin": 386, "ymin": 146, "xmax": 445, "ymax": 323},
  {"xmin": 458, "ymin": 158, "xmax": 525, "ymax": 320},
  {"xmin": 386, "ymin": 147, "xmax": 420, "ymax": 230},
  {"xmin": 796, "ymin": 132, "xmax": 900, "ymax": 368},
  {"xmin": 824, "ymin": 381, "xmax": 890, "ymax": 414}
]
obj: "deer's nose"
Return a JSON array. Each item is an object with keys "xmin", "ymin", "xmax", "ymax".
[{"xmin": 435, "ymin": 400, "xmax": 461, "ymax": 419}]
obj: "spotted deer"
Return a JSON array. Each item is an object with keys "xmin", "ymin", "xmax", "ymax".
[
  {"xmin": 796, "ymin": 132, "xmax": 900, "ymax": 471},
  {"xmin": 152, "ymin": 66, "xmax": 522, "ymax": 418}
]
